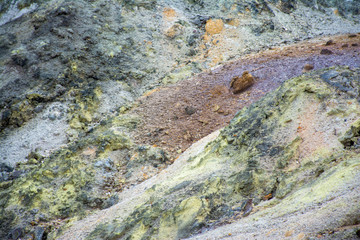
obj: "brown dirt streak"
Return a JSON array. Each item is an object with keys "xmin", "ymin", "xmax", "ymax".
[{"xmin": 131, "ymin": 34, "xmax": 360, "ymax": 161}]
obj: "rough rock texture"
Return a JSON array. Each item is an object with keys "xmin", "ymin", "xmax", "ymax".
[
  {"xmin": 1, "ymin": 0, "xmax": 360, "ymax": 239},
  {"xmin": 131, "ymin": 33, "xmax": 360, "ymax": 161},
  {"xmin": 230, "ymin": 71, "xmax": 255, "ymax": 93},
  {"xmin": 57, "ymin": 66, "xmax": 360, "ymax": 240},
  {"xmin": 1, "ymin": 0, "xmax": 359, "ymax": 167}
]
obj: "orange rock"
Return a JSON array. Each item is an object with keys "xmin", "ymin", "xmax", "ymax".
[
  {"xmin": 163, "ymin": 7, "xmax": 177, "ymax": 19},
  {"xmin": 262, "ymin": 193, "xmax": 273, "ymax": 200},
  {"xmin": 303, "ymin": 64, "xmax": 314, "ymax": 72},
  {"xmin": 205, "ymin": 19, "xmax": 224, "ymax": 35},
  {"xmin": 230, "ymin": 71, "xmax": 254, "ymax": 94}
]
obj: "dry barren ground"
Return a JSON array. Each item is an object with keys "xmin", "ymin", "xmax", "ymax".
[
  {"xmin": 132, "ymin": 33, "xmax": 360, "ymax": 161},
  {"xmin": 58, "ymin": 33, "xmax": 360, "ymax": 239}
]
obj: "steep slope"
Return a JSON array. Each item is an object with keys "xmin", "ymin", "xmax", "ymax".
[
  {"xmin": 1, "ymin": 0, "xmax": 360, "ymax": 167},
  {"xmin": 60, "ymin": 66, "xmax": 360, "ymax": 239}
]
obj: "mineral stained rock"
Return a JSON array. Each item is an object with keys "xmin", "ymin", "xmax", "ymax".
[
  {"xmin": 303, "ymin": 63, "xmax": 314, "ymax": 72},
  {"xmin": 1, "ymin": 0, "xmax": 360, "ymax": 169},
  {"xmin": 230, "ymin": 71, "xmax": 255, "ymax": 94},
  {"xmin": 69, "ymin": 66, "xmax": 360, "ymax": 240},
  {"xmin": 1, "ymin": 0, "xmax": 360, "ymax": 239}
]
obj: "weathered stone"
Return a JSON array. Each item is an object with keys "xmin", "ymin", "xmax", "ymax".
[
  {"xmin": 230, "ymin": 71, "xmax": 255, "ymax": 94},
  {"xmin": 339, "ymin": 119, "xmax": 360, "ymax": 148},
  {"xmin": 205, "ymin": 19, "xmax": 224, "ymax": 35},
  {"xmin": 320, "ymin": 48, "xmax": 333, "ymax": 55},
  {"xmin": 185, "ymin": 106, "xmax": 197, "ymax": 115},
  {"xmin": 303, "ymin": 63, "xmax": 314, "ymax": 72}
]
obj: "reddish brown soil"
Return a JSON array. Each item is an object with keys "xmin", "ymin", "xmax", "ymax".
[{"xmin": 131, "ymin": 34, "xmax": 360, "ymax": 161}]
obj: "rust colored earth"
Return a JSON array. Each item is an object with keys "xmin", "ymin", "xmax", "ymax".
[{"xmin": 131, "ymin": 34, "xmax": 360, "ymax": 161}]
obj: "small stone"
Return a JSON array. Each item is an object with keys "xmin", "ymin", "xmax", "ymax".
[
  {"xmin": 94, "ymin": 161, "xmax": 103, "ymax": 168},
  {"xmin": 320, "ymin": 49, "xmax": 333, "ymax": 55},
  {"xmin": 212, "ymin": 104, "xmax": 220, "ymax": 112},
  {"xmin": 11, "ymin": 52, "xmax": 28, "ymax": 67},
  {"xmin": 55, "ymin": 84, "xmax": 66, "ymax": 96},
  {"xmin": 34, "ymin": 105, "xmax": 44, "ymax": 113},
  {"xmin": 28, "ymin": 158, "xmax": 39, "ymax": 164},
  {"xmin": 325, "ymin": 40, "xmax": 334, "ymax": 46},
  {"xmin": 187, "ymin": 49, "xmax": 197, "ymax": 56},
  {"xmin": 352, "ymin": 43, "xmax": 358, "ymax": 47},
  {"xmin": 185, "ymin": 106, "xmax": 196, "ymax": 115},
  {"xmin": 342, "ymin": 44, "xmax": 349, "ymax": 48},
  {"xmin": 230, "ymin": 71, "xmax": 255, "ymax": 94},
  {"xmin": 103, "ymin": 158, "xmax": 114, "ymax": 170},
  {"xmin": 48, "ymin": 113, "xmax": 57, "ymax": 121},
  {"xmin": 348, "ymin": 34, "xmax": 357, "ymax": 38},
  {"xmin": 101, "ymin": 195, "xmax": 119, "ymax": 209},
  {"xmin": 303, "ymin": 64, "xmax": 314, "ymax": 72},
  {"xmin": 320, "ymin": 70, "xmax": 339, "ymax": 81},
  {"xmin": 198, "ymin": 117, "xmax": 209, "ymax": 124}
]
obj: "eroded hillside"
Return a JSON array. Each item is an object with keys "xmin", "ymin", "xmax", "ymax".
[{"xmin": 0, "ymin": 0, "xmax": 360, "ymax": 239}]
